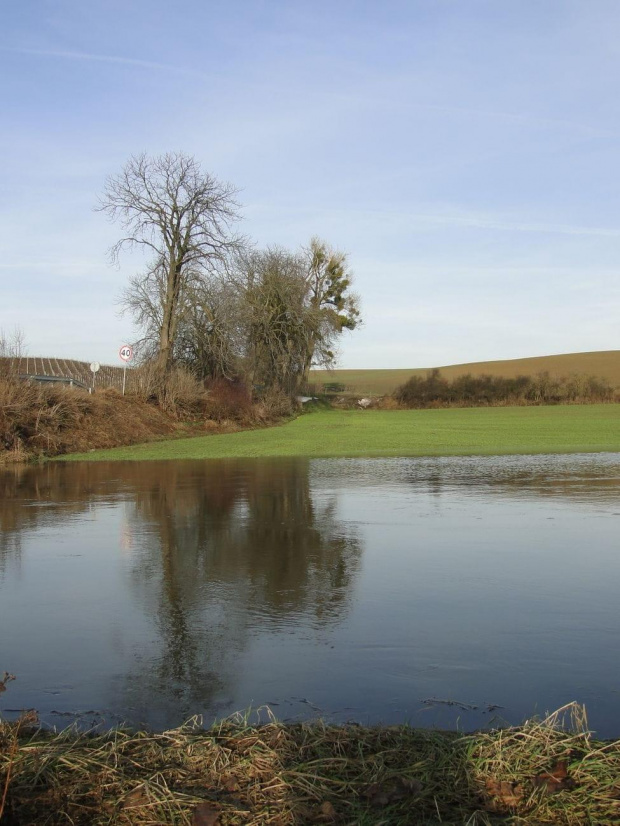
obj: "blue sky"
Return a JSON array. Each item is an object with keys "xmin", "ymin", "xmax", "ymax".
[{"xmin": 2, "ymin": 0, "xmax": 620, "ymax": 368}]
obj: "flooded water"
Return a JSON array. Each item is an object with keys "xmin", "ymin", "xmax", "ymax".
[{"xmin": 1, "ymin": 454, "xmax": 620, "ymax": 736}]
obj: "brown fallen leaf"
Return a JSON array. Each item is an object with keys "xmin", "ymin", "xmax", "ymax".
[
  {"xmin": 192, "ymin": 801, "xmax": 220, "ymax": 826},
  {"xmin": 485, "ymin": 778, "xmax": 524, "ymax": 809},
  {"xmin": 532, "ymin": 760, "xmax": 576, "ymax": 794},
  {"xmin": 221, "ymin": 773, "xmax": 240, "ymax": 793},
  {"xmin": 122, "ymin": 787, "xmax": 148, "ymax": 809},
  {"xmin": 308, "ymin": 800, "xmax": 338, "ymax": 822}
]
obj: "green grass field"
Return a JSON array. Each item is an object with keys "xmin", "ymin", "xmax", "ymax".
[
  {"xmin": 310, "ymin": 350, "xmax": 620, "ymax": 396},
  {"xmin": 62, "ymin": 404, "xmax": 620, "ymax": 462}
]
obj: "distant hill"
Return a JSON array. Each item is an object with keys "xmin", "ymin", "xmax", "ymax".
[
  {"xmin": 310, "ymin": 351, "xmax": 620, "ymax": 396},
  {"xmin": 3, "ymin": 350, "xmax": 619, "ymax": 398}
]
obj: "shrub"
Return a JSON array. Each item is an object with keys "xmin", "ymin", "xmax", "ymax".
[
  {"xmin": 254, "ymin": 388, "xmax": 295, "ymax": 420},
  {"xmin": 0, "ymin": 375, "xmax": 179, "ymax": 462},
  {"xmin": 323, "ymin": 382, "xmax": 346, "ymax": 393},
  {"xmin": 394, "ymin": 370, "xmax": 616, "ymax": 409},
  {"xmin": 160, "ymin": 367, "xmax": 206, "ymax": 418},
  {"xmin": 203, "ymin": 378, "xmax": 253, "ymax": 422}
]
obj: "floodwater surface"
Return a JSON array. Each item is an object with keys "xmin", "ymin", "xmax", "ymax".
[{"xmin": 1, "ymin": 454, "xmax": 619, "ymax": 735}]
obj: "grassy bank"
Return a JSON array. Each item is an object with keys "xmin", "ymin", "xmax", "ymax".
[
  {"xmin": 1, "ymin": 704, "xmax": 617, "ymax": 825},
  {"xmin": 62, "ymin": 404, "xmax": 620, "ymax": 462},
  {"xmin": 0, "ymin": 373, "xmax": 290, "ymax": 464}
]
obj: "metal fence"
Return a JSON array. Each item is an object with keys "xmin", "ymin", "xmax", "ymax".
[{"xmin": 0, "ymin": 357, "xmax": 139, "ymax": 392}]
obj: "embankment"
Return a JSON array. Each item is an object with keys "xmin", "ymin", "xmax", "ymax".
[
  {"xmin": 0, "ymin": 375, "xmax": 284, "ymax": 464},
  {"xmin": 0, "ymin": 703, "xmax": 617, "ymax": 824}
]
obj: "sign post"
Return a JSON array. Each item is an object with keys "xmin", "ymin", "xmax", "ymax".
[
  {"xmin": 119, "ymin": 345, "xmax": 133, "ymax": 395},
  {"xmin": 89, "ymin": 362, "xmax": 100, "ymax": 394}
]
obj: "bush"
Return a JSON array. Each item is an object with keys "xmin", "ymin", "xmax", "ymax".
[
  {"xmin": 254, "ymin": 388, "xmax": 295, "ymax": 420},
  {"xmin": 0, "ymin": 375, "xmax": 179, "ymax": 462},
  {"xmin": 203, "ymin": 378, "xmax": 253, "ymax": 422},
  {"xmin": 394, "ymin": 369, "xmax": 616, "ymax": 409},
  {"xmin": 160, "ymin": 367, "xmax": 206, "ymax": 417}
]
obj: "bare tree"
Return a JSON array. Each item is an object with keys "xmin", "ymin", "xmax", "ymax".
[
  {"xmin": 234, "ymin": 248, "xmax": 312, "ymax": 395},
  {"xmin": 98, "ymin": 152, "xmax": 244, "ymax": 383},
  {"xmin": 0, "ymin": 326, "xmax": 27, "ymax": 359},
  {"xmin": 0, "ymin": 326, "xmax": 28, "ymax": 376},
  {"xmin": 175, "ymin": 277, "xmax": 243, "ymax": 381}
]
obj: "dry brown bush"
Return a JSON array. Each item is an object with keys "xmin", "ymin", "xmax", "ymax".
[
  {"xmin": 159, "ymin": 367, "xmax": 207, "ymax": 418},
  {"xmin": 203, "ymin": 378, "xmax": 253, "ymax": 423},
  {"xmin": 376, "ymin": 395, "xmax": 401, "ymax": 410},
  {"xmin": 0, "ymin": 376, "xmax": 181, "ymax": 462},
  {"xmin": 0, "ymin": 371, "xmax": 294, "ymax": 463},
  {"xmin": 254, "ymin": 388, "xmax": 295, "ymax": 420}
]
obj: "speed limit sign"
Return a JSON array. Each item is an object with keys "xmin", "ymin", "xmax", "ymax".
[{"xmin": 119, "ymin": 344, "xmax": 133, "ymax": 362}]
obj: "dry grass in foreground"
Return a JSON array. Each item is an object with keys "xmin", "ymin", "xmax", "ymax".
[{"xmin": 1, "ymin": 703, "xmax": 618, "ymax": 825}]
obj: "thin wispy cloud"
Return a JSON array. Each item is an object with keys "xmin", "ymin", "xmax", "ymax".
[
  {"xmin": 279, "ymin": 204, "xmax": 620, "ymax": 239},
  {"xmin": 2, "ymin": 1, "xmax": 620, "ymax": 366},
  {"xmin": 3, "ymin": 47, "xmax": 203, "ymax": 78},
  {"xmin": 411, "ymin": 103, "xmax": 613, "ymax": 139},
  {"xmin": 410, "ymin": 212, "xmax": 620, "ymax": 238}
]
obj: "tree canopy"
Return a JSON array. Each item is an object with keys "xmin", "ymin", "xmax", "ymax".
[
  {"xmin": 98, "ymin": 152, "xmax": 243, "ymax": 380},
  {"xmin": 100, "ymin": 152, "xmax": 360, "ymax": 398}
]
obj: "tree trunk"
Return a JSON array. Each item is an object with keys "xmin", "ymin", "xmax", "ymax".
[{"xmin": 155, "ymin": 260, "xmax": 181, "ymax": 390}]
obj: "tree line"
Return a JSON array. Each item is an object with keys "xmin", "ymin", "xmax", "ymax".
[
  {"xmin": 393, "ymin": 369, "xmax": 615, "ymax": 408},
  {"xmin": 99, "ymin": 152, "xmax": 360, "ymax": 399}
]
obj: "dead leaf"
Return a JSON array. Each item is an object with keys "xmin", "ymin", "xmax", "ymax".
[
  {"xmin": 192, "ymin": 801, "xmax": 220, "ymax": 826},
  {"xmin": 122, "ymin": 787, "xmax": 148, "ymax": 810},
  {"xmin": 221, "ymin": 773, "xmax": 240, "ymax": 793},
  {"xmin": 485, "ymin": 778, "xmax": 524, "ymax": 809},
  {"xmin": 532, "ymin": 761, "xmax": 576, "ymax": 794},
  {"xmin": 307, "ymin": 800, "xmax": 337, "ymax": 822}
]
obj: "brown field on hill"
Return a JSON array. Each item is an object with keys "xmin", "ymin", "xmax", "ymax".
[{"xmin": 310, "ymin": 350, "xmax": 620, "ymax": 396}]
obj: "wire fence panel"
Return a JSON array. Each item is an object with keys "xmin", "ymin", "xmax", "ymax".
[{"xmin": 0, "ymin": 357, "xmax": 137, "ymax": 392}]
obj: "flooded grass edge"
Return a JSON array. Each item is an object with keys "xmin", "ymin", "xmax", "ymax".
[{"xmin": 1, "ymin": 702, "xmax": 619, "ymax": 824}]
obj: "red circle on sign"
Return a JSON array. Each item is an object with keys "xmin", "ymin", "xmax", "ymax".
[{"xmin": 119, "ymin": 345, "xmax": 133, "ymax": 362}]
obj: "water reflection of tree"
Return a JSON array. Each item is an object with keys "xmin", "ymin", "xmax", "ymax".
[
  {"xmin": 4, "ymin": 455, "xmax": 620, "ymax": 724},
  {"xmin": 121, "ymin": 460, "xmax": 362, "ymax": 722}
]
